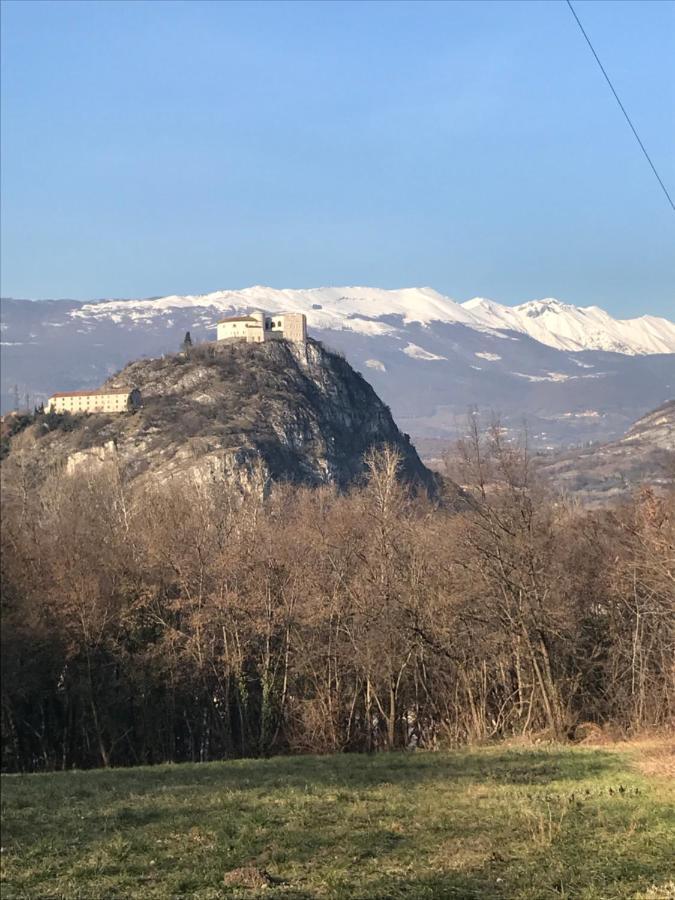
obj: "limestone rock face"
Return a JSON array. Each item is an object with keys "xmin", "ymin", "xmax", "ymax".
[
  {"xmin": 65, "ymin": 440, "xmax": 117, "ymax": 475},
  {"xmin": 2, "ymin": 339, "xmax": 441, "ymax": 495}
]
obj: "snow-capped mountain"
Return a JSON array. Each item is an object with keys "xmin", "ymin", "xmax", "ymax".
[
  {"xmin": 68, "ymin": 286, "xmax": 675, "ymax": 355},
  {"xmin": 463, "ymin": 297, "xmax": 675, "ymax": 355},
  {"xmin": 2, "ymin": 286, "xmax": 674, "ymax": 446}
]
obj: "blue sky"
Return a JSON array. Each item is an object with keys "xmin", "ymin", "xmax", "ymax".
[{"xmin": 1, "ymin": 0, "xmax": 674, "ymax": 317}]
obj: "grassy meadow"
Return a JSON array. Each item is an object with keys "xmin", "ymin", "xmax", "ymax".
[{"xmin": 1, "ymin": 742, "xmax": 673, "ymax": 899}]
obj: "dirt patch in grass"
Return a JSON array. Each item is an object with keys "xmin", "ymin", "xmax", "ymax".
[{"xmin": 222, "ymin": 865, "xmax": 279, "ymax": 889}]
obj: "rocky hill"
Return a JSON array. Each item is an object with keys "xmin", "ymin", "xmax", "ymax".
[
  {"xmin": 2, "ymin": 338, "xmax": 439, "ymax": 495},
  {"xmin": 535, "ymin": 400, "xmax": 675, "ymax": 506}
]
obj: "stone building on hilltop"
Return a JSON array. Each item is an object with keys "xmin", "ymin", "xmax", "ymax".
[
  {"xmin": 216, "ymin": 311, "xmax": 307, "ymax": 344},
  {"xmin": 47, "ymin": 388, "xmax": 141, "ymax": 415}
]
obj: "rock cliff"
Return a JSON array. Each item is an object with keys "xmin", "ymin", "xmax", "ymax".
[{"xmin": 3, "ymin": 339, "xmax": 441, "ymax": 495}]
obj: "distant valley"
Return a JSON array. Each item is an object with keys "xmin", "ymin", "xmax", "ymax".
[
  {"xmin": 2, "ymin": 286, "xmax": 674, "ymax": 446},
  {"xmin": 425, "ymin": 401, "xmax": 675, "ymax": 506},
  {"xmin": 535, "ymin": 399, "xmax": 675, "ymax": 505}
]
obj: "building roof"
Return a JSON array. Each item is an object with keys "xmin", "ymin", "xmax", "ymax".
[
  {"xmin": 49, "ymin": 389, "xmax": 131, "ymax": 399},
  {"xmin": 217, "ymin": 315, "xmax": 258, "ymax": 325}
]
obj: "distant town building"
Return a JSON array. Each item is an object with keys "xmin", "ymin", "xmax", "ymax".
[
  {"xmin": 216, "ymin": 311, "xmax": 307, "ymax": 344},
  {"xmin": 47, "ymin": 388, "xmax": 141, "ymax": 415}
]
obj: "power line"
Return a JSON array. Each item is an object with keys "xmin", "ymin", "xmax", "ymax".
[{"xmin": 565, "ymin": 0, "xmax": 675, "ymax": 214}]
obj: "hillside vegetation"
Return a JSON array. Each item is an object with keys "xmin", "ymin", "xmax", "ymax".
[
  {"xmin": 2, "ymin": 743, "xmax": 673, "ymax": 899},
  {"xmin": 534, "ymin": 400, "xmax": 675, "ymax": 506},
  {"xmin": 2, "ymin": 418, "xmax": 672, "ymax": 772}
]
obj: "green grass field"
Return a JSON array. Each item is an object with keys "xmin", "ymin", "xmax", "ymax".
[{"xmin": 1, "ymin": 743, "xmax": 673, "ymax": 899}]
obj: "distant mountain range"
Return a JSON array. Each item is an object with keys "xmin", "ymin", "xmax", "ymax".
[{"xmin": 2, "ymin": 286, "xmax": 674, "ymax": 445}]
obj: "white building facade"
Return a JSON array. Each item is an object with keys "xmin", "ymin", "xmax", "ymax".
[
  {"xmin": 47, "ymin": 388, "xmax": 141, "ymax": 414},
  {"xmin": 216, "ymin": 311, "xmax": 307, "ymax": 344}
]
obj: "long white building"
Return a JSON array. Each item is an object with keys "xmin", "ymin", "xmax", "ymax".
[{"xmin": 47, "ymin": 388, "xmax": 141, "ymax": 414}]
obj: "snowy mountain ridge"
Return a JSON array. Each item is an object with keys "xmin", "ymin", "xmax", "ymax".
[
  {"xmin": 69, "ymin": 286, "xmax": 675, "ymax": 356},
  {"xmin": 463, "ymin": 296, "xmax": 675, "ymax": 355}
]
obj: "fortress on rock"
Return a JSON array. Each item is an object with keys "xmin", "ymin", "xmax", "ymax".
[
  {"xmin": 45, "ymin": 311, "xmax": 308, "ymax": 415},
  {"xmin": 216, "ymin": 311, "xmax": 307, "ymax": 344}
]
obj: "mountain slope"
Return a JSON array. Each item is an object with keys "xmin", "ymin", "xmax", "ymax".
[
  {"xmin": 463, "ymin": 297, "xmax": 675, "ymax": 355},
  {"xmin": 536, "ymin": 400, "xmax": 675, "ymax": 506},
  {"xmin": 1, "ymin": 338, "xmax": 439, "ymax": 494}
]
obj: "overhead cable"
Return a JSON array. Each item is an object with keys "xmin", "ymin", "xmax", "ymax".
[{"xmin": 566, "ymin": 0, "xmax": 675, "ymax": 213}]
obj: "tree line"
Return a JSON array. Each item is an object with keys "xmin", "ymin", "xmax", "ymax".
[{"xmin": 1, "ymin": 426, "xmax": 673, "ymax": 771}]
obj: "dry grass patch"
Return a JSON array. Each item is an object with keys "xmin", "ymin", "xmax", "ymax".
[
  {"xmin": 432, "ymin": 836, "xmax": 492, "ymax": 871},
  {"xmin": 629, "ymin": 738, "xmax": 675, "ymax": 780},
  {"xmin": 634, "ymin": 881, "xmax": 675, "ymax": 899},
  {"xmin": 576, "ymin": 733, "xmax": 675, "ymax": 779}
]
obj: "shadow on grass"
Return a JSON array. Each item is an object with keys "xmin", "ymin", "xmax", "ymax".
[
  {"xmin": 2, "ymin": 747, "xmax": 628, "ymax": 854},
  {"xmin": 1, "ymin": 748, "xmax": 627, "ymax": 858},
  {"xmin": 8, "ymin": 746, "xmax": 625, "ymax": 794},
  {"xmin": 348, "ymin": 871, "xmax": 507, "ymax": 900}
]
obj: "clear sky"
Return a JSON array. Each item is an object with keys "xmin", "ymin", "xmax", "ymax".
[{"xmin": 1, "ymin": 0, "xmax": 674, "ymax": 317}]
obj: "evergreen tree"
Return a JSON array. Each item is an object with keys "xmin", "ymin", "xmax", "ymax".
[{"xmin": 182, "ymin": 331, "xmax": 193, "ymax": 351}]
